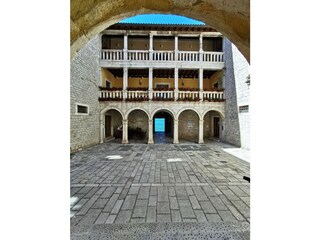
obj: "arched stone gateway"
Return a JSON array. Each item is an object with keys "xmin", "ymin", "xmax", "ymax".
[
  {"xmin": 202, "ymin": 110, "xmax": 225, "ymax": 143},
  {"xmin": 126, "ymin": 109, "xmax": 150, "ymax": 144},
  {"xmin": 152, "ymin": 109, "xmax": 175, "ymax": 144},
  {"xmin": 100, "ymin": 107, "xmax": 124, "ymax": 143},
  {"xmin": 70, "ymin": 0, "xmax": 250, "ymax": 62}
]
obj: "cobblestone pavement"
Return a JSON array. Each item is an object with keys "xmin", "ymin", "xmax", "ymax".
[{"xmin": 70, "ymin": 142, "xmax": 250, "ymax": 228}]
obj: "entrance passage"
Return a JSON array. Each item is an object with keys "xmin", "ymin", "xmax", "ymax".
[
  {"xmin": 153, "ymin": 111, "xmax": 173, "ymax": 143},
  {"xmin": 154, "ymin": 118, "xmax": 165, "ymax": 132}
]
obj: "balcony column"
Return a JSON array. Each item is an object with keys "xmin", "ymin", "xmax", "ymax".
[
  {"xmin": 148, "ymin": 67, "xmax": 153, "ymax": 100},
  {"xmin": 199, "ymin": 34, "xmax": 204, "ymax": 61},
  {"xmin": 174, "ymin": 67, "xmax": 179, "ymax": 101},
  {"xmin": 100, "ymin": 114, "xmax": 104, "ymax": 144},
  {"xmin": 173, "ymin": 119, "xmax": 179, "ymax": 144},
  {"xmin": 174, "ymin": 35, "xmax": 178, "ymax": 60},
  {"xmin": 123, "ymin": 34, "xmax": 128, "ymax": 60},
  {"xmin": 149, "ymin": 34, "xmax": 153, "ymax": 60},
  {"xmin": 148, "ymin": 119, "xmax": 154, "ymax": 144},
  {"xmin": 199, "ymin": 67, "xmax": 203, "ymax": 101},
  {"xmin": 198, "ymin": 119, "xmax": 204, "ymax": 144},
  {"xmin": 123, "ymin": 67, "xmax": 128, "ymax": 100},
  {"xmin": 122, "ymin": 119, "xmax": 129, "ymax": 144}
]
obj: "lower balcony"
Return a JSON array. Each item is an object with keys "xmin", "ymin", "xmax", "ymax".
[{"xmin": 98, "ymin": 88, "xmax": 224, "ymax": 102}]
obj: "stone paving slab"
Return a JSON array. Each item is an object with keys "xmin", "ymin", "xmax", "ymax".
[
  {"xmin": 71, "ymin": 222, "xmax": 250, "ymax": 240},
  {"xmin": 71, "ymin": 142, "xmax": 250, "ymax": 233}
]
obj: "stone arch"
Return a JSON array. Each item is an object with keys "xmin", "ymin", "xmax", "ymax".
[
  {"xmin": 151, "ymin": 107, "xmax": 175, "ymax": 119},
  {"xmin": 100, "ymin": 106, "xmax": 124, "ymax": 143},
  {"xmin": 177, "ymin": 108, "xmax": 201, "ymax": 143},
  {"xmin": 71, "ymin": 0, "xmax": 250, "ymax": 62},
  {"xmin": 101, "ymin": 106, "xmax": 125, "ymax": 119},
  {"xmin": 125, "ymin": 107, "xmax": 151, "ymax": 120},
  {"xmin": 151, "ymin": 107, "xmax": 175, "ymax": 144},
  {"xmin": 202, "ymin": 108, "xmax": 225, "ymax": 120},
  {"xmin": 202, "ymin": 109, "xmax": 225, "ymax": 142},
  {"xmin": 176, "ymin": 107, "xmax": 201, "ymax": 121}
]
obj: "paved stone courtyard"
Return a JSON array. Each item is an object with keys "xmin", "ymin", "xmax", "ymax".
[{"xmin": 70, "ymin": 142, "xmax": 250, "ymax": 239}]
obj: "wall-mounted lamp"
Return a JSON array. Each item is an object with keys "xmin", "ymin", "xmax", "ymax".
[
  {"xmin": 139, "ymin": 78, "xmax": 142, "ymax": 85},
  {"xmin": 182, "ymin": 79, "xmax": 184, "ymax": 86},
  {"xmin": 245, "ymin": 74, "xmax": 250, "ymax": 86}
]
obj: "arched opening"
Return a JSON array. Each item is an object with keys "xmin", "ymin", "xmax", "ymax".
[
  {"xmin": 127, "ymin": 109, "xmax": 149, "ymax": 143},
  {"xmin": 71, "ymin": 2, "xmax": 250, "ymax": 62},
  {"xmin": 103, "ymin": 109, "xmax": 123, "ymax": 142},
  {"xmin": 178, "ymin": 109, "xmax": 200, "ymax": 143},
  {"xmin": 153, "ymin": 110, "xmax": 174, "ymax": 143},
  {"xmin": 203, "ymin": 110, "xmax": 224, "ymax": 143}
]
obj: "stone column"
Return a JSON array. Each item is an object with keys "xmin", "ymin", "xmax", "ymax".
[
  {"xmin": 124, "ymin": 34, "xmax": 128, "ymax": 60},
  {"xmin": 174, "ymin": 67, "xmax": 179, "ymax": 101},
  {"xmin": 199, "ymin": 34, "xmax": 204, "ymax": 61},
  {"xmin": 100, "ymin": 114, "xmax": 104, "ymax": 144},
  {"xmin": 173, "ymin": 119, "xmax": 179, "ymax": 144},
  {"xmin": 198, "ymin": 119, "xmax": 204, "ymax": 144},
  {"xmin": 123, "ymin": 67, "xmax": 128, "ymax": 100},
  {"xmin": 122, "ymin": 119, "xmax": 128, "ymax": 144},
  {"xmin": 149, "ymin": 67, "xmax": 153, "ymax": 100},
  {"xmin": 199, "ymin": 67, "xmax": 203, "ymax": 101},
  {"xmin": 110, "ymin": 117, "xmax": 114, "ymax": 137},
  {"xmin": 174, "ymin": 35, "xmax": 178, "ymax": 60},
  {"xmin": 148, "ymin": 119, "xmax": 154, "ymax": 144},
  {"xmin": 149, "ymin": 33, "xmax": 153, "ymax": 60}
]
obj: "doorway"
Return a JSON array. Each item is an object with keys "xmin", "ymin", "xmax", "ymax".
[
  {"xmin": 153, "ymin": 111, "xmax": 173, "ymax": 143},
  {"xmin": 213, "ymin": 117, "xmax": 220, "ymax": 138},
  {"xmin": 105, "ymin": 115, "xmax": 111, "ymax": 138}
]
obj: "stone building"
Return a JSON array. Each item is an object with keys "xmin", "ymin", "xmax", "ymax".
[{"xmin": 70, "ymin": 23, "xmax": 250, "ymax": 152}]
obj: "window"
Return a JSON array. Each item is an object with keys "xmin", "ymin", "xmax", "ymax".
[
  {"xmin": 76, "ymin": 103, "xmax": 89, "ymax": 115},
  {"xmin": 106, "ymin": 80, "xmax": 111, "ymax": 89},
  {"xmin": 239, "ymin": 105, "xmax": 249, "ymax": 113}
]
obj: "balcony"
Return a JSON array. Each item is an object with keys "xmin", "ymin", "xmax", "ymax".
[
  {"xmin": 100, "ymin": 50, "xmax": 224, "ymax": 69},
  {"xmin": 101, "ymin": 49, "xmax": 223, "ymax": 62},
  {"xmin": 98, "ymin": 88, "xmax": 224, "ymax": 102}
]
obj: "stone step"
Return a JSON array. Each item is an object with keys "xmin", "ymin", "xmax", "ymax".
[{"xmin": 71, "ymin": 222, "xmax": 250, "ymax": 240}]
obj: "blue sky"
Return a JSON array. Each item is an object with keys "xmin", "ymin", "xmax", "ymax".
[{"xmin": 120, "ymin": 14, "xmax": 204, "ymax": 25}]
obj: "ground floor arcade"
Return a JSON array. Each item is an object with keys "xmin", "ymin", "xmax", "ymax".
[{"xmin": 100, "ymin": 105, "xmax": 224, "ymax": 145}]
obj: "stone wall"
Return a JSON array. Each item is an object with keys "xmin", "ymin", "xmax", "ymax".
[
  {"xmin": 224, "ymin": 39, "xmax": 241, "ymax": 147},
  {"xmin": 178, "ymin": 110, "xmax": 199, "ymax": 141},
  {"xmin": 70, "ymin": 36, "xmax": 101, "ymax": 152},
  {"xmin": 224, "ymin": 39, "xmax": 250, "ymax": 149},
  {"xmin": 128, "ymin": 110, "xmax": 149, "ymax": 134},
  {"xmin": 231, "ymin": 43, "xmax": 250, "ymax": 150}
]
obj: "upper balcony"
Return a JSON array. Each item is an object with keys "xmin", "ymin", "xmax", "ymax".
[
  {"xmin": 100, "ymin": 49, "xmax": 224, "ymax": 69},
  {"xmin": 99, "ymin": 27, "xmax": 225, "ymax": 69}
]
